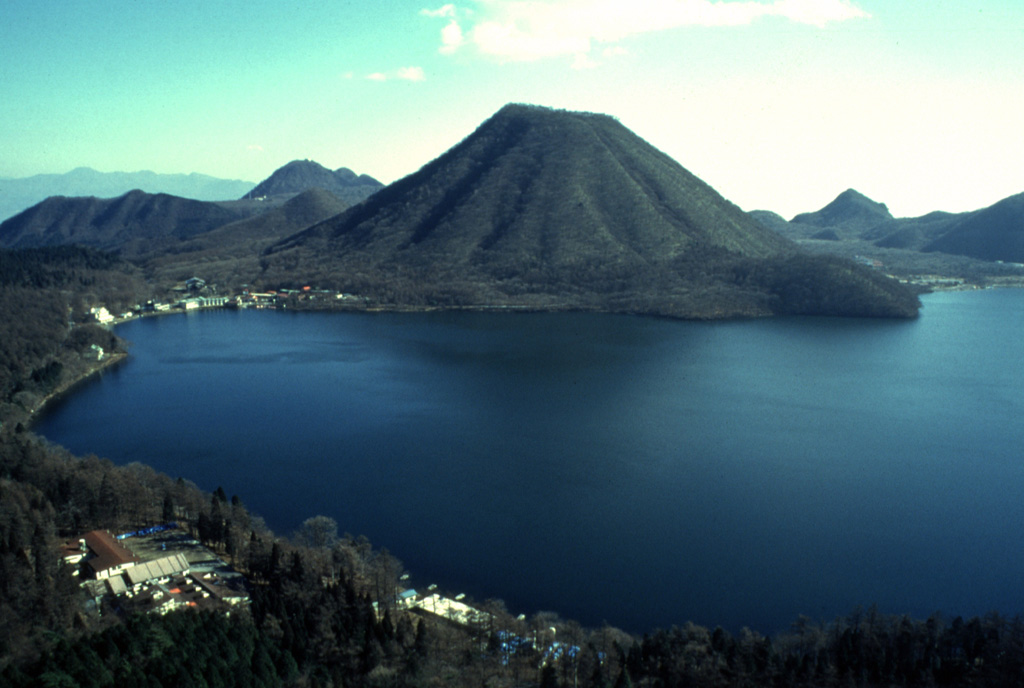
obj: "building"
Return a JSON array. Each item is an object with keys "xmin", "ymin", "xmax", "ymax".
[
  {"xmin": 72, "ymin": 526, "xmax": 250, "ymax": 616},
  {"xmin": 198, "ymin": 296, "xmax": 229, "ymax": 308},
  {"xmin": 123, "ymin": 553, "xmax": 191, "ymax": 590},
  {"xmin": 89, "ymin": 306, "xmax": 114, "ymax": 324},
  {"xmin": 72, "ymin": 530, "xmax": 141, "ymax": 580}
]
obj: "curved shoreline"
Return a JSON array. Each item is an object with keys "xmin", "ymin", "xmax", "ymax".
[{"xmin": 24, "ymin": 351, "xmax": 129, "ymax": 429}]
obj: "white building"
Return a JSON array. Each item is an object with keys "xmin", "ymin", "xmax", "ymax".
[{"xmin": 89, "ymin": 306, "xmax": 114, "ymax": 324}]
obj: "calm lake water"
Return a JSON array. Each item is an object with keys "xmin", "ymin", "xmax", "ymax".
[{"xmin": 34, "ymin": 289, "xmax": 1024, "ymax": 634}]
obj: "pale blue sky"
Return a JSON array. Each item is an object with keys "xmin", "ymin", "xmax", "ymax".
[{"xmin": 2, "ymin": 0, "xmax": 1021, "ymax": 218}]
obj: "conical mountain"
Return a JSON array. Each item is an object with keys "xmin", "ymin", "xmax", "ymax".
[
  {"xmin": 261, "ymin": 105, "xmax": 918, "ymax": 318},
  {"xmin": 0, "ymin": 167, "xmax": 254, "ymax": 223}
]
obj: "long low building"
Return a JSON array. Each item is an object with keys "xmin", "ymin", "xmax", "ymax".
[{"xmin": 124, "ymin": 553, "xmax": 190, "ymax": 589}]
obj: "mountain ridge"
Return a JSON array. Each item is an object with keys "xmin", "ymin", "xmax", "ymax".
[
  {"xmin": 0, "ymin": 167, "xmax": 255, "ymax": 222},
  {"xmin": 242, "ymin": 160, "xmax": 382, "ymax": 204},
  {"xmin": 922, "ymin": 192, "xmax": 1024, "ymax": 262},
  {"xmin": 0, "ymin": 190, "xmax": 252, "ymax": 258},
  {"xmin": 0, "ymin": 160, "xmax": 383, "ymax": 263},
  {"xmin": 766, "ymin": 188, "xmax": 1024, "ymax": 267}
]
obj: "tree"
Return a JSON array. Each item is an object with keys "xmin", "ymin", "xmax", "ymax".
[
  {"xmin": 295, "ymin": 515, "xmax": 338, "ymax": 550},
  {"xmin": 161, "ymin": 492, "xmax": 175, "ymax": 522}
]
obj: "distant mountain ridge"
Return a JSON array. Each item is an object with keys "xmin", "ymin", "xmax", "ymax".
[
  {"xmin": 243, "ymin": 160, "xmax": 382, "ymax": 204},
  {"xmin": 764, "ymin": 188, "xmax": 1024, "ymax": 264},
  {"xmin": 261, "ymin": 104, "xmax": 918, "ymax": 318},
  {"xmin": 0, "ymin": 190, "xmax": 252, "ymax": 258},
  {"xmin": 791, "ymin": 189, "xmax": 894, "ymax": 236},
  {"xmin": 0, "ymin": 167, "xmax": 255, "ymax": 222},
  {"xmin": 0, "ymin": 160, "xmax": 382, "ymax": 263}
]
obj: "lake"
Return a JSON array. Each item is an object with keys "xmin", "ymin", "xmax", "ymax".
[{"xmin": 34, "ymin": 289, "xmax": 1024, "ymax": 634}]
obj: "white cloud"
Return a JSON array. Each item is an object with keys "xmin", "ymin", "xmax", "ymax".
[
  {"xmin": 365, "ymin": 67, "xmax": 427, "ymax": 82},
  {"xmin": 397, "ymin": 66, "xmax": 427, "ymax": 81},
  {"xmin": 247, "ymin": 144, "xmax": 264, "ymax": 152},
  {"xmin": 425, "ymin": 0, "xmax": 869, "ymax": 64},
  {"xmin": 440, "ymin": 18, "xmax": 465, "ymax": 54},
  {"xmin": 420, "ymin": 3, "xmax": 458, "ymax": 18}
]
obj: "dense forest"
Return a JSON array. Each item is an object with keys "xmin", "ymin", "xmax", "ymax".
[{"xmin": 0, "ymin": 247, "xmax": 146, "ymax": 425}]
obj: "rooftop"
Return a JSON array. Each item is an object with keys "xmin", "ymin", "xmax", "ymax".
[{"xmin": 82, "ymin": 530, "xmax": 140, "ymax": 576}]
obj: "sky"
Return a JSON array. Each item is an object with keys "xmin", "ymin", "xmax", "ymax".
[{"xmin": 1, "ymin": 0, "xmax": 1022, "ymax": 219}]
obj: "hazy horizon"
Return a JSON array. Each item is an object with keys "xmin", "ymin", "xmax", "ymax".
[{"xmin": 3, "ymin": 1, "xmax": 1022, "ymax": 219}]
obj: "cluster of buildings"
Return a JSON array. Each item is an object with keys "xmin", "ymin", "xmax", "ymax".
[
  {"xmin": 237, "ymin": 287, "xmax": 360, "ymax": 309},
  {"xmin": 392, "ymin": 587, "xmax": 581, "ymax": 668},
  {"xmin": 84, "ymin": 276, "xmax": 366, "ymax": 324},
  {"xmin": 86, "ymin": 296, "xmax": 230, "ymax": 326},
  {"xmin": 395, "ymin": 587, "xmax": 487, "ymax": 626},
  {"xmin": 140, "ymin": 295, "xmax": 231, "ymax": 313},
  {"xmin": 62, "ymin": 528, "xmax": 248, "ymax": 616}
]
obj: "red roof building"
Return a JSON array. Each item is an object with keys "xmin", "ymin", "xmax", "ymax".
[{"xmin": 79, "ymin": 530, "xmax": 140, "ymax": 579}]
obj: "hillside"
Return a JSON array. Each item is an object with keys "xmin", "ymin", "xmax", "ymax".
[
  {"xmin": 868, "ymin": 212, "xmax": 962, "ymax": 251},
  {"xmin": 144, "ymin": 187, "xmax": 351, "ymax": 287},
  {"xmin": 0, "ymin": 167, "xmax": 254, "ymax": 222},
  {"xmin": 0, "ymin": 246, "xmax": 145, "ymax": 422},
  {"xmin": 0, "ymin": 190, "xmax": 255, "ymax": 259},
  {"xmin": 261, "ymin": 104, "xmax": 918, "ymax": 319},
  {"xmin": 922, "ymin": 192, "xmax": 1024, "ymax": 263},
  {"xmin": 243, "ymin": 160, "xmax": 382, "ymax": 205}
]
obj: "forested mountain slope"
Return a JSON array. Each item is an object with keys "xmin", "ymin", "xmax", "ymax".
[
  {"xmin": 0, "ymin": 191, "xmax": 249, "ymax": 258},
  {"xmin": 262, "ymin": 105, "xmax": 918, "ymax": 319}
]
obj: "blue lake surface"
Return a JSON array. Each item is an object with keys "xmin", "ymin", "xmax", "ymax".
[{"xmin": 34, "ymin": 289, "xmax": 1024, "ymax": 634}]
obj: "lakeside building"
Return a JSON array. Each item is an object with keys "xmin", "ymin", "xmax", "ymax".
[
  {"xmin": 67, "ymin": 527, "xmax": 250, "ymax": 615},
  {"xmin": 89, "ymin": 306, "xmax": 114, "ymax": 324},
  {"xmin": 179, "ymin": 296, "xmax": 231, "ymax": 310},
  {"xmin": 63, "ymin": 530, "xmax": 141, "ymax": 580}
]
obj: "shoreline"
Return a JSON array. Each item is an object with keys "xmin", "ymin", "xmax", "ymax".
[
  {"xmin": 20, "ymin": 277, "xmax": 1018, "ymax": 429},
  {"xmin": 24, "ymin": 351, "xmax": 129, "ymax": 429}
]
